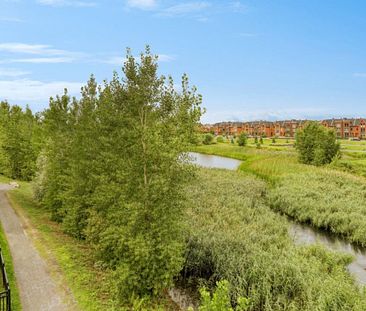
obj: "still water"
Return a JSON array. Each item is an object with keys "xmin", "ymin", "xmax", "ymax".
[
  {"xmin": 190, "ymin": 151, "xmax": 366, "ymax": 285},
  {"xmin": 188, "ymin": 152, "xmax": 242, "ymax": 170}
]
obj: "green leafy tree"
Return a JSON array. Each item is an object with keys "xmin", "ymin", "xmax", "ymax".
[
  {"xmin": 37, "ymin": 91, "xmax": 75, "ymax": 221},
  {"xmin": 38, "ymin": 47, "xmax": 203, "ymax": 301},
  {"xmin": 0, "ymin": 103, "xmax": 41, "ymax": 180},
  {"xmin": 295, "ymin": 121, "xmax": 340, "ymax": 166},
  {"xmin": 254, "ymin": 136, "xmax": 258, "ymax": 144},
  {"xmin": 237, "ymin": 133, "xmax": 247, "ymax": 147},
  {"xmin": 259, "ymin": 136, "xmax": 263, "ymax": 144}
]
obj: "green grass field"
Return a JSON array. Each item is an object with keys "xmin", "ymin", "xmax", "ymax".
[{"xmin": 212, "ymin": 135, "xmax": 366, "ymax": 154}]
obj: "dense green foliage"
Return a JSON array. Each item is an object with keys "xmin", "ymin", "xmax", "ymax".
[
  {"xmin": 33, "ymin": 48, "xmax": 202, "ymax": 301},
  {"xmin": 237, "ymin": 133, "xmax": 247, "ymax": 146},
  {"xmin": 295, "ymin": 122, "xmax": 340, "ymax": 165},
  {"xmin": 183, "ymin": 168, "xmax": 366, "ymax": 310},
  {"xmin": 270, "ymin": 169, "xmax": 366, "ymax": 246},
  {"xmin": 203, "ymin": 133, "xmax": 214, "ymax": 145},
  {"xmin": 0, "ymin": 102, "xmax": 42, "ymax": 180},
  {"xmin": 216, "ymin": 135, "xmax": 224, "ymax": 143},
  {"xmin": 194, "ymin": 280, "xmax": 249, "ymax": 311}
]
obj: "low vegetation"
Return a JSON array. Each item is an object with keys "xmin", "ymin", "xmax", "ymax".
[
  {"xmin": 270, "ymin": 169, "xmax": 366, "ymax": 246},
  {"xmin": 183, "ymin": 169, "xmax": 366, "ymax": 310},
  {"xmin": 192, "ymin": 142, "xmax": 366, "ymax": 247}
]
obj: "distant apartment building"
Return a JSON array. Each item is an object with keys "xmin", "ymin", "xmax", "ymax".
[{"xmin": 201, "ymin": 118, "xmax": 366, "ymax": 139}]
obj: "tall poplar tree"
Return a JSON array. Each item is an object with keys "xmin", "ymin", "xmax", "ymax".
[{"xmin": 36, "ymin": 47, "xmax": 203, "ymax": 300}]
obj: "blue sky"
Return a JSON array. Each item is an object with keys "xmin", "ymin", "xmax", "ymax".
[{"xmin": 1, "ymin": 0, "xmax": 366, "ymax": 123}]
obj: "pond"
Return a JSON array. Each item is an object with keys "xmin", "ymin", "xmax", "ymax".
[
  {"xmin": 190, "ymin": 151, "xmax": 366, "ymax": 285},
  {"xmin": 188, "ymin": 152, "xmax": 242, "ymax": 170}
]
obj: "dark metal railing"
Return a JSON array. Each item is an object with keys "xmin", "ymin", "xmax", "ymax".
[{"xmin": 0, "ymin": 249, "xmax": 11, "ymax": 311}]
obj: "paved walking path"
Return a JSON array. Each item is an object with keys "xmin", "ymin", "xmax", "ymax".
[{"xmin": 0, "ymin": 184, "xmax": 67, "ymax": 311}]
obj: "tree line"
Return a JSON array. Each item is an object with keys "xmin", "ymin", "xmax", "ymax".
[{"xmin": 1, "ymin": 48, "xmax": 203, "ymax": 303}]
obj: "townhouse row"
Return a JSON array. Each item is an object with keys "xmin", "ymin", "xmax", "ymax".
[{"xmin": 201, "ymin": 118, "xmax": 366, "ymax": 139}]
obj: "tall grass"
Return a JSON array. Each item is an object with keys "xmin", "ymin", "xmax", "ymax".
[
  {"xmin": 183, "ymin": 169, "xmax": 366, "ymax": 310},
  {"xmin": 270, "ymin": 169, "xmax": 366, "ymax": 246}
]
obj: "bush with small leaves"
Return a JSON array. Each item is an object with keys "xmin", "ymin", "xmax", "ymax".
[
  {"xmin": 237, "ymin": 133, "xmax": 247, "ymax": 147},
  {"xmin": 193, "ymin": 280, "xmax": 249, "ymax": 311},
  {"xmin": 203, "ymin": 133, "xmax": 214, "ymax": 145},
  {"xmin": 216, "ymin": 136, "xmax": 224, "ymax": 143}
]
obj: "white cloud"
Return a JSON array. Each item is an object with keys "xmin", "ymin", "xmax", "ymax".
[
  {"xmin": 37, "ymin": 0, "xmax": 96, "ymax": 7},
  {"xmin": 0, "ymin": 68, "xmax": 30, "ymax": 77},
  {"xmin": 230, "ymin": 1, "xmax": 247, "ymax": 13},
  {"xmin": 354, "ymin": 73, "xmax": 366, "ymax": 78},
  {"xmin": 157, "ymin": 54, "xmax": 175, "ymax": 62},
  {"xmin": 159, "ymin": 1, "xmax": 211, "ymax": 17},
  {"xmin": 0, "ymin": 42, "xmax": 82, "ymax": 56},
  {"xmin": 0, "ymin": 79, "xmax": 83, "ymax": 103},
  {"xmin": 6, "ymin": 57, "xmax": 75, "ymax": 64},
  {"xmin": 0, "ymin": 17, "xmax": 24, "ymax": 23},
  {"xmin": 126, "ymin": 0, "xmax": 157, "ymax": 10},
  {"xmin": 0, "ymin": 42, "xmax": 86, "ymax": 63}
]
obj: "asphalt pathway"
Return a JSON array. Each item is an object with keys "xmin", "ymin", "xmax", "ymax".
[{"xmin": 0, "ymin": 184, "xmax": 67, "ymax": 311}]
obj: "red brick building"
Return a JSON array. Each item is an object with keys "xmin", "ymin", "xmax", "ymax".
[{"xmin": 201, "ymin": 118, "xmax": 366, "ymax": 139}]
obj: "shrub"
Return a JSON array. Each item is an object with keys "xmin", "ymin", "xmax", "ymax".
[
  {"xmin": 237, "ymin": 133, "xmax": 247, "ymax": 147},
  {"xmin": 203, "ymin": 134, "xmax": 214, "ymax": 145},
  {"xmin": 195, "ymin": 280, "xmax": 249, "ymax": 311},
  {"xmin": 216, "ymin": 136, "xmax": 224, "ymax": 143},
  {"xmin": 295, "ymin": 122, "xmax": 340, "ymax": 166}
]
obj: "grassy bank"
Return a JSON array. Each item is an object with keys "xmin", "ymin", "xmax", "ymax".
[
  {"xmin": 270, "ymin": 170, "xmax": 366, "ymax": 246},
  {"xmin": 190, "ymin": 143, "xmax": 309, "ymax": 183},
  {"xmin": 191, "ymin": 143, "xmax": 366, "ymax": 246},
  {"xmin": 0, "ymin": 222, "xmax": 21, "ymax": 311},
  {"xmin": 7, "ymin": 182, "xmax": 176, "ymax": 311},
  {"xmin": 184, "ymin": 168, "xmax": 366, "ymax": 310}
]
